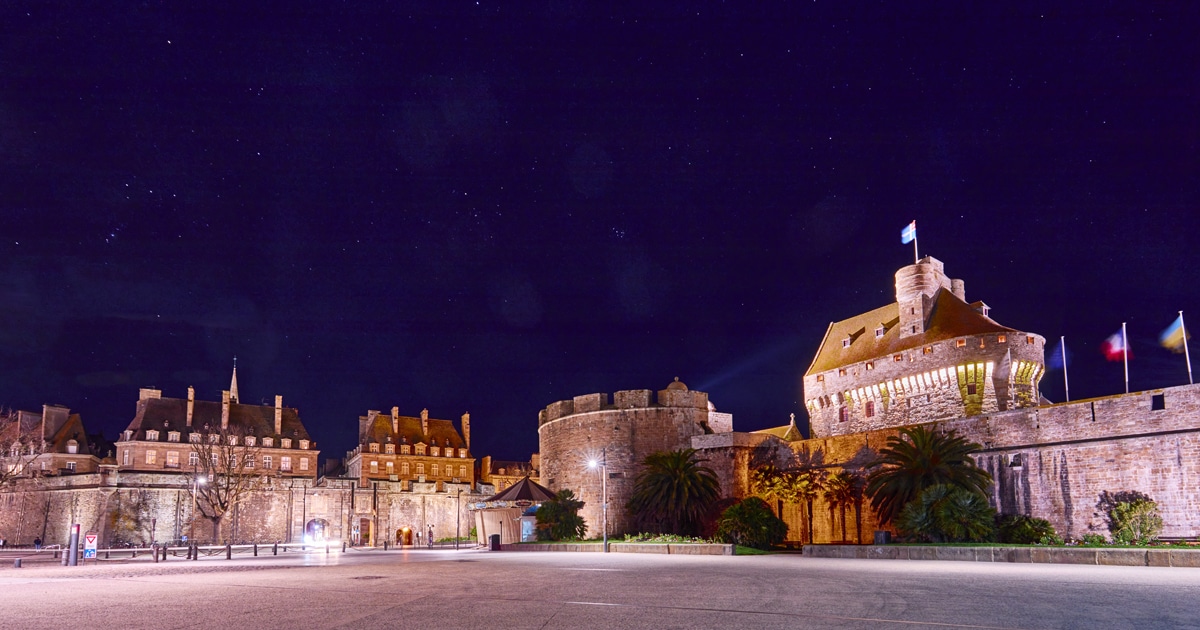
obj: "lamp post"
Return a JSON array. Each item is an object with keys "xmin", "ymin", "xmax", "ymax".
[
  {"xmin": 190, "ymin": 472, "xmax": 206, "ymax": 544},
  {"xmin": 455, "ymin": 487, "xmax": 462, "ymax": 550},
  {"xmin": 587, "ymin": 449, "xmax": 608, "ymax": 553}
]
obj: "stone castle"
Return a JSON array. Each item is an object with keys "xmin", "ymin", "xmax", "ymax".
[{"xmin": 539, "ymin": 257, "xmax": 1199, "ymax": 542}]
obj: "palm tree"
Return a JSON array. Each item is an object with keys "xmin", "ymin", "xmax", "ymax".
[
  {"xmin": 865, "ymin": 426, "xmax": 992, "ymax": 525},
  {"xmin": 627, "ymin": 448, "xmax": 721, "ymax": 535},
  {"xmin": 751, "ymin": 464, "xmax": 784, "ymax": 517},
  {"xmin": 779, "ymin": 468, "xmax": 825, "ymax": 544},
  {"xmin": 823, "ymin": 470, "xmax": 862, "ymax": 543}
]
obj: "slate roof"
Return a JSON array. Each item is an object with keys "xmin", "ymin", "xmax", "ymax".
[
  {"xmin": 483, "ymin": 476, "xmax": 556, "ymax": 503},
  {"xmin": 123, "ymin": 397, "xmax": 313, "ymax": 442},
  {"xmin": 360, "ymin": 412, "xmax": 466, "ymax": 450},
  {"xmin": 806, "ymin": 288, "xmax": 1016, "ymax": 376}
]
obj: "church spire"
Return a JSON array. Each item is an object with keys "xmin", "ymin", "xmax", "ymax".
[{"xmin": 230, "ymin": 356, "xmax": 239, "ymax": 404}]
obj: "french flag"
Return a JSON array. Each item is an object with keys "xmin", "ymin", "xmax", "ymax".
[{"xmin": 1101, "ymin": 329, "xmax": 1132, "ymax": 362}]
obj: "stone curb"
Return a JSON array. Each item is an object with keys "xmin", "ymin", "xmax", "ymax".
[
  {"xmin": 803, "ymin": 545, "xmax": 1200, "ymax": 567},
  {"xmin": 500, "ymin": 543, "xmax": 733, "ymax": 555}
]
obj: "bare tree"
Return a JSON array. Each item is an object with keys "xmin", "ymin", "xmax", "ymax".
[
  {"xmin": 188, "ymin": 425, "xmax": 264, "ymax": 543},
  {"xmin": 0, "ymin": 409, "xmax": 45, "ymax": 488}
]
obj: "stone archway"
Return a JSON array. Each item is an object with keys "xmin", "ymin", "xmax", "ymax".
[
  {"xmin": 397, "ymin": 527, "xmax": 412, "ymax": 546},
  {"xmin": 305, "ymin": 518, "xmax": 331, "ymax": 543}
]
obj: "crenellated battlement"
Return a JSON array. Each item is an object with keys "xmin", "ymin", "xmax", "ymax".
[{"xmin": 538, "ymin": 379, "xmax": 710, "ymax": 427}]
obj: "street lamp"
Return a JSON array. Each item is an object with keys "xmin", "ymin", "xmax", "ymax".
[
  {"xmin": 587, "ymin": 449, "xmax": 608, "ymax": 553},
  {"xmin": 191, "ymin": 473, "xmax": 206, "ymax": 544},
  {"xmin": 455, "ymin": 487, "xmax": 462, "ymax": 550}
]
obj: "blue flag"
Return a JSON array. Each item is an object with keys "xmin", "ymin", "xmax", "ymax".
[
  {"xmin": 1047, "ymin": 338, "xmax": 1070, "ymax": 370},
  {"xmin": 901, "ymin": 221, "xmax": 916, "ymax": 244}
]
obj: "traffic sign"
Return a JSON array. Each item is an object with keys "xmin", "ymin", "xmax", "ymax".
[{"xmin": 83, "ymin": 532, "xmax": 98, "ymax": 559}]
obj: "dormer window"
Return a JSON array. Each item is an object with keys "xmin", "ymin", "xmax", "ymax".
[
  {"xmin": 401, "ymin": 444, "xmax": 411, "ymax": 455},
  {"xmin": 209, "ymin": 434, "xmax": 220, "ymax": 444},
  {"xmin": 123, "ymin": 430, "xmax": 133, "ymax": 442},
  {"xmin": 385, "ymin": 444, "xmax": 395, "ymax": 454},
  {"xmin": 431, "ymin": 446, "xmax": 440, "ymax": 457},
  {"xmin": 167, "ymin": 431, "xmax": 180, "ymax": 443},
  {"xmin": 842, "ymin": 338, "xmax": 852, "ymax": 348},
  {"xmin": 281, "ymin": 438, "xmax": 292, "ymax": 449},
  {"xmin": 66, "ymin": 439, "xmax": 78, "ymax": 454},
  {"xmin": 146, "ymin": 430, "xmax": 159, "ymax": 441},
  {"xmin": 227, "ymin": 435, "xmax": 238, "ymax": 446},
  {"xmin": 415, "ymin": 443, "xmax": 427, "ymax": 456},
  {"xmin": 875, "ymin": 326, "xmax": 886, "ymax": 338},
  {"xmin": 245, "ymin": 436, "xmax": 256, "ymax": 447},
  {"xmin": 262, "ymin": 437, "xmax": 273, "ymax": 447},
  {"xmin": 188, "ymin": 432, "xmax": 201, "ymax": 443},
  {"xmin": 997, "ymin": 334, "xmax": 1007, "ymax": 343},
  {"xmin": 369, "ymin": 442, "xmax": 380, "ymax": 453},
  {"xmin": 299, "ymin": 439, "xmax": 310, "ymax": 450},
  {"xmin": 459, "ymin": 448, "xmax": 467, "ymax": 458}
]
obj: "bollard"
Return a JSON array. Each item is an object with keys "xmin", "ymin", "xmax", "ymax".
[
  {"xmin": 192, "ymin": 544, "xmax": 199, "ymax": 561},
  {"xmin": 343, "ymin": 542, "xmax": 347, "ymax": 553},
  {"xmin": 162, "ymin": 545, "xmax": 168, "ymax": 562},
  {"xmin": 226, "ymin": 543, "xmax": 231, "ymax": 560},
  {"xmin": 153, "ymin": 545, "xmax": 159, "ymax": 563},
  {"xmin": 54, "ymin": 550, "xmax": 60, "ymax": 560},
  {"xmin": 132, "ymin": 550, "xmax": 137, "ymax": 558},
  {"xmin": 273, "ymin": 543, "xmax": 278, "ymax": 556},
  {"xmin": 383, "ymin": 540, "xmax": 388, "ymax": 551},
  {"xmin": 326, "ymin": 543, "xmax": 330, "ymax": 555},
  {"xmin": 105, "ymin": 550, "xmax": 110, "ymax": 559},
  {"xmin": 253, "ymin": 543, "xmax": 258, "ymax": 557},
  {"xmin": 14, "ymin": 558, "xmax": 22, "ymax": 568}
]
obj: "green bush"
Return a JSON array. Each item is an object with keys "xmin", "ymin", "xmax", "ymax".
[
  {"xmin": 1079, "ymin": 533, "xmax": 1107, "ymax": 546},
  {"xmin": 896, "ymin": 485, "xmax": 995, "ymax": 543},
  {"xmin": 997, "ymin": 514, "xmax": 1058, "ymax": 545},
  {"xmin": 1097, "ymin": 490, "xmax": 1162, "ymax": 545},
  {"xmin": 715, "ymin": 497, "xmax": 788, "ymax": 550},
  {"xmin": 535, "ymin": 490, "xmax": 588, "ymax": 541}
]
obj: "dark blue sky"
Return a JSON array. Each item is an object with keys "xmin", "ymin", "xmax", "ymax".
[{"xmin": 2, "ymin": 2, "xmax": 1197, "ymax": 462}]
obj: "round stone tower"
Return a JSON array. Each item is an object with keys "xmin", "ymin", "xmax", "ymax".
[{"xmin": 537, "ymin": 379, "xmax": 731, "ymax": 537}]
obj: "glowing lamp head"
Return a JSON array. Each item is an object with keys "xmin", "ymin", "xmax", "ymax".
[{"xmin": 587, "ymin": 459, "xmax": 599, "ymax": 469}]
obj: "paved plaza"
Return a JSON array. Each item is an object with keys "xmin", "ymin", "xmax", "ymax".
[{"xmin": 0, "ymin": 548, "xmax": 1197, "ymax": 629}]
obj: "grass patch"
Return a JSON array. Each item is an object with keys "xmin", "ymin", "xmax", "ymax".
[{"xmin": 734, "ymin": 545, "xmax": 770, "ymax": 555}]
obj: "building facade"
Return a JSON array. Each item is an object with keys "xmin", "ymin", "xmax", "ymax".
[
  {"xmin": 478, "ymin": 454, "xmax": 540, "ymax": 492},
  {"xmin": 343, "ymin": 407, "xmax": 475, "ymax": 490}
]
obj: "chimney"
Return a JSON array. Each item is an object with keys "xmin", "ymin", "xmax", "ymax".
[
  {"xmin": 461, "ymin": 412, "xmax": 471, "ymax": 449},
  {"xmin": 221, "ymin": 390, "xmax": 230, "ymax": 430},
  {"xmin": 391, "ymin": 406, "xmax": 399, "ymax": 434},
  {"xmin": 531, "ymin": 453, "xmax": 540, "ymax": 472},
  {"xmin": 420, "ymin": 408, "xmax": 429, "ymax": 437},
  {"xmin": 274, "ymin": 395, "xmax": 283, "ymax": 435},
  {"xmin": 186, "ymin": 386, "xmax": 195, "ymax": 427},
  {"xmin": 139, "ymin": 388, "xmax": 161, "ymax": 401}
]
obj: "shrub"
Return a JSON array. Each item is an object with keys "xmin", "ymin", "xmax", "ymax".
[
  {"xmin": 896, "ymin": 484, "xmax": 995, "ymax": 543},
  {"xmin": 1079, "ymin": 533, "xmax": 1107, "ymax": 546},
  {"xmin": 1097, "ymin": 490, "xmax": 1162, "ymax": 545},
  {"xmin": 998, "ymin": 514, "xmax": 1058, "ymax": 545},
  {"xmin": 715, "ymin": 497, "xmax": 788, "ymax": 550},
  {"xmin": 536, "ymin": 490, "xmax": 587, "ymax": 541}
]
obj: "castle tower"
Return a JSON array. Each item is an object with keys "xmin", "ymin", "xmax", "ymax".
[{"xmin": 803, "ymin": 257, "xmax": 1044, "ymax": 438}]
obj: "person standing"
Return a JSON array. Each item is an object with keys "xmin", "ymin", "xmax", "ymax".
[
  {"xmin": 34, "ymin": 537, "xmax": 42, "ymax": 551},
  {"xmin": 427, "ymin": 525, "xmax": 434, "ymax": 548}
]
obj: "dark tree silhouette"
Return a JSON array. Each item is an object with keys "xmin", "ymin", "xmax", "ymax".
[
  {"xmin": 627, "ymin": 448, "xmax": 720, "ymax": 536},
  {"xmin": 865, "ymin": 426, "xmax": 991, "ymax": 525}
]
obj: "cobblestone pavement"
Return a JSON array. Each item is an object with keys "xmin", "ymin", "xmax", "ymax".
[{"xmin": 1, "ymin": 548, "xmax": 1197, "ymax": 629}]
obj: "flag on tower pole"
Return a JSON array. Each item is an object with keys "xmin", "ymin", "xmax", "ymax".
[
  {"xmin": 900, "ymin": 220, "xmax": 918, "ymax": 263},
  {"xmin": 1047, "ymin": 336, "xmax": 1070, "ymax": 401},
  {"xmin": 1160, "ymin": 312, "xmax": 1193, "ymax": 385},
  {"xmin": 1100, "ymin": 324, "xmax": 1131, "ymax": 393}
]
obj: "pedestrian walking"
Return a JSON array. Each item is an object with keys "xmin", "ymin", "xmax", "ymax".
[{"xmin": 427, "ymin": 525, "xmax": 434, "ymax": 548}]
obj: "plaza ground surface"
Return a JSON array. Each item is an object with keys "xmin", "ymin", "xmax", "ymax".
[{"xmin": 0, "ymin": 547, "xmax": 1197, "ymax": 629}]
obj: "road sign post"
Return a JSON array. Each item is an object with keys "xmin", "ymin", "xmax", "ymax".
[
  {"xmin": 83, "ymin": 532, "xmax": 98, "ymax": 560},
  {"xmin": 67, "ymin": 524, "xmax": 80, "ymax": 566}
]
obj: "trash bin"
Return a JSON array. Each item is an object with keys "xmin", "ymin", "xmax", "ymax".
[
  {"xmin": 873, "ymin": 530, "xmax": 891, "ymax": 545},
  {"xmin": 489, "ymin": 534, "xmax": 501, "ymax": 551}
]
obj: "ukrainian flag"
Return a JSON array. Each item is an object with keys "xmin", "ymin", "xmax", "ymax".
[{"xmin": 1159, "ymin": 315, "xmax": 1190, "ymax": 353}]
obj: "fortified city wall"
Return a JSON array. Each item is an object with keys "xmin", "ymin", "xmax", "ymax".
[{"xmin": 538, "ymin": 380, "xmax": 732, "ymax": 537}]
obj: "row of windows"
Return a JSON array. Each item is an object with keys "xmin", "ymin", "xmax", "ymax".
[
  {"xmin": 366, "ymin": 460, "xmax": 468, "ymax": 478},
  {"xmin": 137, "ymin": 430, "xmax": 310, "ymax": 450},
  {"xmin": 366, "ymin": 442, "xmax": 467, "ymax": 457},
  {"xmin": 812, "ymin": 362, "xmax": 997, "ymax": 413},
  {"xmin": 823, "ymin": 335, "xmax": 1035, "ymax": 382},
  {"xmin": 125, "ymin": 449, "xmax": 309, "ymax": 472}
]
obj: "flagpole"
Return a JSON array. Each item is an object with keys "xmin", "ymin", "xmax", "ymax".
[
  {"xmin": 1181, "ymin": 311, "xmax": 1193, "ymax": 385},
  {"xmin": 1122, "ymin": 321, "xmax": 1129, "ymax": 394},
  {"xmin": 1061, "ymin": 335, "xmax": 1070, "ymax": 402},
  {"xmin": 912, "ymin": 221, "xmax": 919, "ymax": 264}
]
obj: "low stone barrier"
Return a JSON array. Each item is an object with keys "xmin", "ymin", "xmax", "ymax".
[
  {"xmin": 803, "ymin": 545, "xmax": 1200, "ymax": 567},
  {"xmin": 501, "ymin": 542, "xmax": 733, "ymax": 555}
]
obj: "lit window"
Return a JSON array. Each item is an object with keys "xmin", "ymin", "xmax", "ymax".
[
  {"xmin": 370, "ymin": 461, "xmax": 379, "ymax": 473},
  {"xmin": 401, "ymin": 462, "xmax": 410, "ymax": 475},
  {"xmin": 245, "ymin": 436, "xmax": 256, "ymax": 447},
  {"xmin": 1027, "ymin": 336, "xmax": 1035, "ymax": 344},
  {"xmin": 263, "ymin": 455, "xmax": 273, "ymax": 469},
  {"xmin": 838, "ymin": 407, "xmax": 849, "ymax": 423},
  {"xmin": 168, "ymin": 431, "xmax": 180, "ymax": 443},
  {"xmin": 432, "ymin": 464, "xmax": 440, "ymax": 477},
  {"xmin": 416, "ymin": 444, "xmax": 427, "ymax": 456},
  {"xmin": 189, "ymin": 433, "xmax": 201, "ymax": 443},
  {"xmin": 385, "ymin": 444, "xmax": 395, "ymax": 454},
  {"xmin": 281, "ymin": 456, "xmax": 292, "ymax": 471},
  {"xmin": 459, "ymin": 449, "xmax": 467, "ymax": 458},
  {"xmin": 189, "ymin": 452, "xmax": 199, "ymax": 467},
  {"xmin": 431, "ymin": 446, "xmax": 440, "ymax": 457},
  {"xmin": 369, "ymin": 443, "xmax": 380, "ymax": 453},
  {"xmin": 817, "ymin": 374, "xmax": 824, "ymax": 382},
  {"xmin": 299, "ymin": 458, "xmax": 309, "ymax": 471},
  {"xmin": 894, "ymin": 354, "xmax": 903, "ymax": 362},
  {"xmin": 146, "ymin": 430, "xmax": 159, "ymax": 441},
  {"xmin": 956, "ymin": 339, "xmax": 967, "ymax": 348},
  {"xmin": 386, "ymin": 461, "xmax": 394, "ymax": 473},
  {"xmin": 401, "ymin": 445, "xmax": 411, "ymax": 455},
  {"xmin": 262, "ymin": 437, "xmax": 273, "ymax": 447},
  {"xmin": 875, "ymin": 327, "xmax": 885, "ymax": 338},
  {"xmin": 67, "ymin": 440, "xmax": 78, "ymax": 454},
  {"xmin": 417, "ymin": 463, "xmax": 425, "ymax": 475},
  {"xmin": 866, "ymin": 362, "xmax": 874, "ymax": 371},
  {"xmin": 839, "ymin": 368, "xmax": 847, "ymax": 376},
  {"xmin": 459, "ymin": 465, "xmax": 467, "ymax": 477},
  {"xmin": 997, "ymin": 334, "xmax": 1007, "ymax": 343},
  {"xmin": 842, "ymin": 338, "xmax": 851, "ymax": 348},
  {"xmin": 299, "ymin": 440, "xmax": 310, "ymax": 450},
  {"xmin": 865, "ymin": 401, "xmax": 875, "ymax": 418},
  {"xmin": 245, "ymin": 455, "xmax": 255, "ymax": 469},
  {"xmin": 281, "ymin": 438, "xmax": 292, "ymax": 449},
  {"xmin": 145, "ymin": 450, "xmax": 157, "ymax": 465},
  {"xmin": 166, "ymin": 451, "xmax": 179, "ymax": 468},
  {"xmin": 66, "ymin": 461, "xmax": 76, "ymax": 472},
  {"xmin": 924, "ymin": 346, "xmax": 933, "ymax": 354}
]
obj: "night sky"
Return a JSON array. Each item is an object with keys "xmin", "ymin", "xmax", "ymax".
[{"xmin": 2, "ymin": 3, "xmax": 1198, "ymax": 463}]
